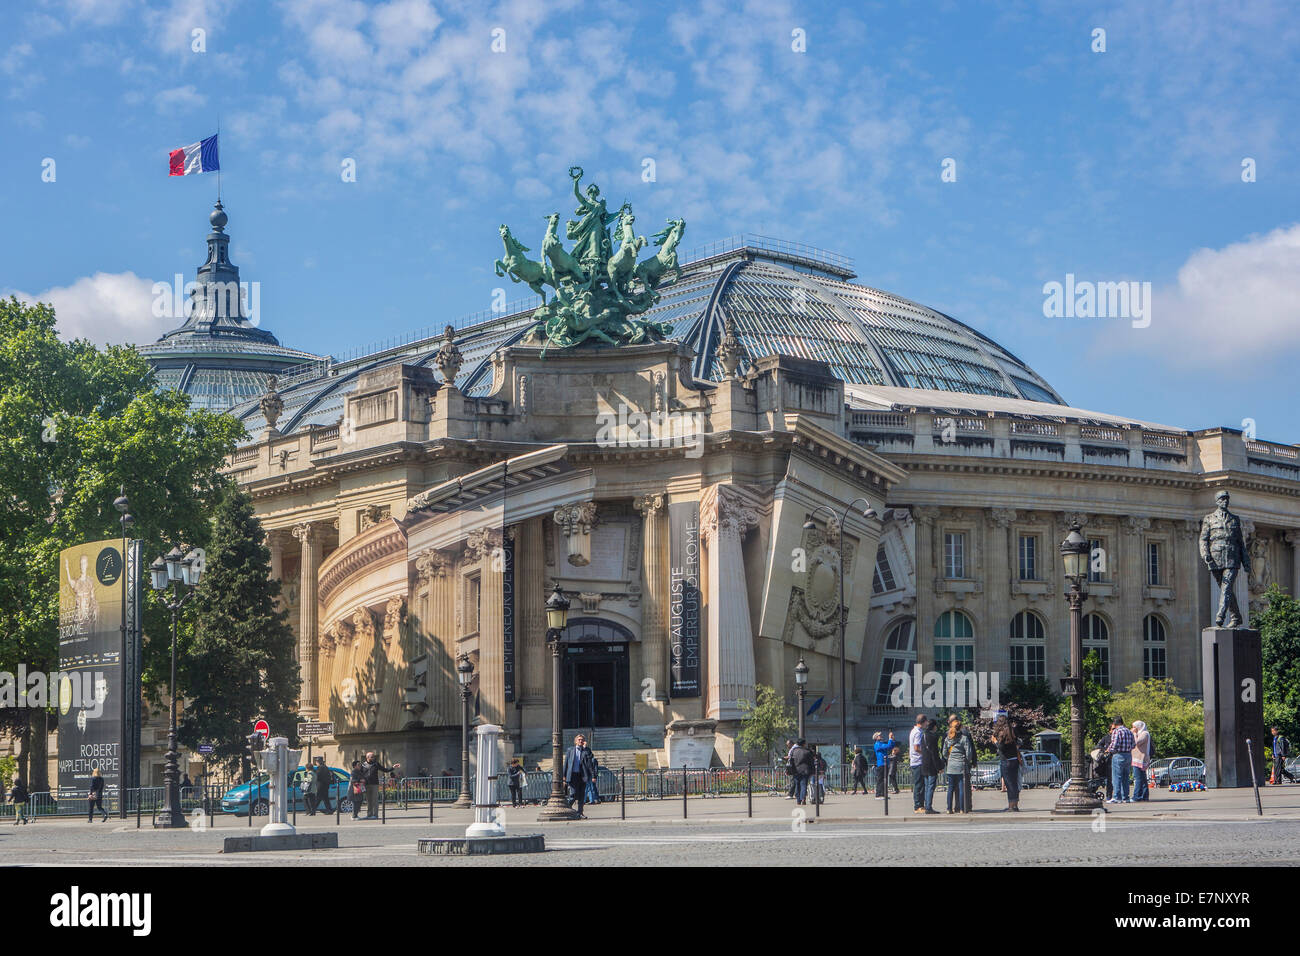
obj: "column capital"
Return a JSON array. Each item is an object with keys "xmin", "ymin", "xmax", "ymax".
[
  {"xmin": 291, "ymin": 521, "xmax": 319, "ymax": 544},
  {"xmin": 634, "ymin": 493, "xmax": 666, "ymax": 519},
  {"xmin": 1283, "ymin": 530, "xmax": 1300, "ymax": 548},
  {"xmin": 701, "ymin": 487, "xmax": 760, "ymax": 545},
  {"xmin": 415, "ymin": 549, "xmax": 453, "ymax": 582},
  {"xmin": 1121, "ymin": 515, "xmax": 1151, "ymax": 536},
  {"xmin": 990, "ymin": 507, "xmax": 1018, "ymax": 529},
  {"xmin": 554, "ymin": 501, "xmax": 598, "ymax": 535},
  {"xmin": 464, "ymin": 527, "xmax": 504, "ymax": 563},
  {"xmin": 382, "ymin": 595, "xmax": 406, "ymax": 648}
]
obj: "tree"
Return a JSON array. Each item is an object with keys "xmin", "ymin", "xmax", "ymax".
[
  {"xmin": 1110, "ymin": 679, "xmax": 1204, "ymax": 759},
  {"xmin": 178, "ymin": 484, "xmax": 300, "ymax": 778},
  {"xmin": 1054, "ymin": 651, "xmax": 1113, "ymax": 760},
  {"xmin": 1255, "ymin": 585, "xmax": 1300, "ymax": 744},
  {"xmin": 736, "ymin": 684, "xmax": 797, "ymax": 764}
]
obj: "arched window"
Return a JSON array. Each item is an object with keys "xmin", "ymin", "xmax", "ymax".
[
  {"xmin": 933, "ymin": 610, "xmax": 974, "ymax": 674},
  {"xmin": 1143, "ymin": 615, "xmax": 1167, "ymax": 679},
  {"xmin": 1009, "ymin": 610, "xmax": 1046, "ymax": 682},
  {"xmin": 1082, "ymin": 613, "xmax": 1110, "ymax": 687},
  {"xmin": 875, "ymin": 619, "xmax": 916, "ymax": 704}
]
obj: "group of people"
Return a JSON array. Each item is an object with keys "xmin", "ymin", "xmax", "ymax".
[
  {"xmin": 1088, "ymin": 716, "xmax": 1151, "ymax": 803},
  {"xmin": 346, "ymin": 751, "xmax": 400, "ymax": 819},
  {"xmin": 783, "ymin": 738, "xmax": 830, "ymax": 804},
  {"xmin": 906, "ymin": 713, "xmax": 990, "ymax": 813}
]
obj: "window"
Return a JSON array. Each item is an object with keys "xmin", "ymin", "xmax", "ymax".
[
  {"xmin": 875, "ymin": 619, "xmax": 916, "ymax": 704},
  {"xmin": 934, "ymin": 610, "xmax": 974, "ymax": 674},
  {"xmin": 872, "ymin": 545, "xmax": 896, "ymax": 594},
  {"xmin": 1009, "ymin": 610, "xmax": 1046, "ymax": 681},
  {"xmin": 1143, "ymin": 615, "xmax": 1167, "ymax": 679},
  {"xmin": 464, "ymin": 573, "xmax": 481, "ymax": 635},
  {"xmin": 1018, "ymin": 534, "xmax": 1038, "ymax": 581},
  {"xmin": 1082, "ymin": 613, "xmax": 1110, "ymax": 687},
  {"xmin": 1088, "ymin": 538, "xmax": 1107, "ymax": 583},
  {"xmin": 943, "ymin": 532, "xmax": 966, "ymax": 579},
  {"xmin": 1147, "ymin": 542, "xmax": 1162, "ymax": 586}
]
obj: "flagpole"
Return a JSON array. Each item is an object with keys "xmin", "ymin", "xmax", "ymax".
[{"xmin": 216, "ymin": 117, "xmax": 222, "ymax": 203}]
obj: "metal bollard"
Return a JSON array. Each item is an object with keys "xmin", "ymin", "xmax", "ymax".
[
  {"xmin": 381, "ymin": 782, "xmax": 386, "ymax": 824},
  {"xmin": 429, "ymin": 779, "xmax": 434, "ymax": 823},
  {"xmin": 621, "ymin": 767, "xmax": 626, "ymax": 820},
  {"xmin": 336, "ymin": 786, "xmax": 341, "ymax": 826},
  {"xmin": 659, "ymin": 768, "xmax": 664, "ymax": 800},
  {"xmin": 747, "ymin": 763, "xmax": 753, "ymax": 818},
  {"xmin": 683, "ymin": 767, "xmax": 688, "ymax": 819},
  {"xmin": 135, "ymin": 789, "xmax": 141, "ymax": 829},
  {"xmin": 1246, "ymin": 737, "xmax": 1264, "ymax": 816},
  {"xmin": 883, "ymin": 758, "xmax": 889, "ymax": 817}
]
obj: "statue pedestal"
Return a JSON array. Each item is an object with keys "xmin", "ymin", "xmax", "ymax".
[
  {"xmin": 665, "ymin": 719, "xmax": 717, "ymax": 769},
  {"xmin": 1201, "ymin": 627, "xmax": 1265, "ymax": 788}
]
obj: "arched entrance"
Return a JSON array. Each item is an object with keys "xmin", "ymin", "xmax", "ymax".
[{"xmin": 562, "ymin": 618, "xmax": 633, "ymax": 728}]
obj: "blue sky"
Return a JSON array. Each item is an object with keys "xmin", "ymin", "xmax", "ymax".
[{"xmin": 3, "ymin": 0, "xmax": 1299, "ymax": 439}]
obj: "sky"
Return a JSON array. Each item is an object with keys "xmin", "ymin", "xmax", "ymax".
[{"xmin": 2, "ymin": 0, "xmax": 1299, "ymax": 440}]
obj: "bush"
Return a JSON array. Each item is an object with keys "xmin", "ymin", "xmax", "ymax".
[{"xmin": 1110, "ymin": 679, "xmax": 1204, "ymax": 759}]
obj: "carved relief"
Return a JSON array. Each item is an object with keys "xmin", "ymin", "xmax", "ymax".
[
  {"xmin": 358, "ymin": 503, "xmax": 391, "ymax": 532},
  {"xmin": 554, "ymin": 501, "xmax": 598, "ymax": 566},
  {"xmin": 382, "ymin": 595, "xmax": 406, "ymax": 648},
  {"xmin": 334, "ymin": 618, "xmax": 355, "ymax": 649},
  {"xmin": 351, "ymin": 607, "xmax": 375, "ymax": 644},
  {"xmin": 465, "ymin": 527, "xmax": 503, "ymax": 564},
  {"xmin": 415, "ymin": 549, "xmax": 451, "ymax": 582},
  {"xmin": 990, "ymin": 508, "xmax": 1018, "ymax": 529},
  {"xmin": 1122, "ymin": 515, "xmax": 1151, "ymax": 536},
  {"xmin": 318, "ymin": 624, "xmax": 337, "ymax": 660}
]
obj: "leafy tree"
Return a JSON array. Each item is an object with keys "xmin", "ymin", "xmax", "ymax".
[
  {"xmin": 1055, "ymin": 651, "xmax": 1113, "ymax": 760},
  {"xmin": 964, "ymin": 702, "xmax": 1053, "ymax": 760},
  {"xmin": 737, "ymin": 684, "xmax": 797, "ymax": 764},
  {"xmin": 1255, "ymin": 585, "xmax": 1300, "ymax": 744},
  {"xmin": 1110, "ymin": 679, "xmax": 1204, "ymax": 759},
  {"xmin": 1002, "ymin": 678, "xmax": 1061, "ymax": 715},
  {"xmin": 178, "ymin": 484, "xmax": 300, "ymax": 779}
]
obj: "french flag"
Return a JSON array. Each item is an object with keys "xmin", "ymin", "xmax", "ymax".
[{"xmin": 168, "ymin": 134, "xmax": 219, "ymax": 177}]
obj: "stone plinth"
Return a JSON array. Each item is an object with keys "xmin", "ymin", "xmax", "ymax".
[
  {"xmin": 665, "ymin": 718, "xmax": 717, "ymax": 768},
  {"xmin": 418, "ymin": 834, "xmax": 545, "ymax": 856},
  {"xmin": 1202, "ymin": 627, "xmax": 1265, "ymax": 788},
  {"xmin": 223, "ymin": 832, "xmax": 339, "ymax": 853}
]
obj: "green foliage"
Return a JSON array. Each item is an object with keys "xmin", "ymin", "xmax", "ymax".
[
  {"xmin": 737, "ymin": 684, "xmax": 797, "ymax": 762},
  {"xmin": 1256, "ymin": 585, "xmax": 1300, "ymax": 743},
  {"xmin": 178, "ymin": 484, "xmax": 300, "ymax": 774},
  {"xmin": 1110, "ymin": 679, "xmax": 1204, "ymax": 759},
  {"xmin": 1002, "ymin": 678, "xmax": 1062, "ymax": 715},
  {"xmin": 0, "ymin": 754, "xmax": 15, "ymax": 785},
  {"xmin": 1056, "ymin": 651, "xmax": 1113, "ymax": 759}
]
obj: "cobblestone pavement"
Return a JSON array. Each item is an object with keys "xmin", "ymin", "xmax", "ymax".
[{"xmin": 5, "ymin": 784, "xmax": 1300, "ymax": 866}]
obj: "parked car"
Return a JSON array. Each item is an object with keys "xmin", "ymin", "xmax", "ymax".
[
  {"xmin": 972, "ymin": 763, "xmax": 1002, "ymax": 789},
  {"xmin": 1019, "ymin": 751, "xmax": 1066, "ymax": 788},
  {"xmin": 1147, "ymin": 757, "xmax": 1205, "ymax": 787},
  {"xmin": 220, "ymin": 765, "xmax": 354, "ymax": 816}
]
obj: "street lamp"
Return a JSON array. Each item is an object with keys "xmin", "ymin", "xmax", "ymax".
[
  {"xmin": 149, "ymin": 545, "xmax": 204, "ymax": 828},
  {"xmin": 803, "ymin": 498, "xmax": 877, "ymax": 778},
  {"xmin": 794, "ymin": 656, "xmax": 809, "ymax": 742},
  {"xmin": 113, "ymin": 487, "xmax": 132, "ymax": 819},
  {"xmin": 539, "ymin": 582, "xmax": 579, "ymax": 821},
  {"xmin": 1053, "ymin": 521, "xmax": 1102, "ymax": 815},
  {"xmin": 453, "ymin": 653, "xmax": 474, "ymax": 808}
]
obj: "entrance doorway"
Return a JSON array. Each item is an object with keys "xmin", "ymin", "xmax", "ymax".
[{"xmin": 561, "ymin": 618, "xmax": 633, "ymax": 728}]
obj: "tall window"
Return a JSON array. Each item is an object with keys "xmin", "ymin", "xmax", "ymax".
[
  {"xmin": 943, "ymin": 533, "xmax": 966, "ymax": 579},
  {"xmin": 464, "ymin": 573, "xmax": 481, "ymax": 635},
  {"xmin": 1146, "ymin": 542, "xmax": 1162, "ymax": 586},
  {"xmin": 872, "ymin": 545, "xmax": 896, "ymax": 594},
  {"xmin": 1018, "ymin": 534, "xmax": 1038, "ymax": 580},
  {"xmin": 1009, "ymin": 610, "xmax": 1046, "ymax": 682},
  {"xmin": 1143, "ymin": 615, "xmax": 1167, "ymax": 679},
  {"xmin": 1088, "ymin": 538, "xmax": 1107, "ymax": 583},
  {"xmin": 875, "ymin": 619, "xmax": 916, "ymax": 704},
  {"xmin": 1082, "ymin": 613, "xmax": 1110, "ymax": 687},
  {"xmin": 934, "ymin": 610, "xmax": 974, "ymax": 674}
]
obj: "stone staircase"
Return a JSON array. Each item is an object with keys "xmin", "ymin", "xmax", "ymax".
[{"xmin": 525, "ymin": 727, "xmax": 665, "ymax": 770}]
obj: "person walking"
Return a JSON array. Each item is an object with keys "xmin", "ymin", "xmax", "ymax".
[
  {"xmin": 313, "ymin": 757, "xmax": 334, "ymax": 814},
  {"xmin": 1272, "ymin": 727, "xmax": 1297, "ymax": 784},
  {"xmin": 789, "ymin": 738, "xmax": 815, "ymax": 805},
  {"xmin": 563, "ymin": 734, "xmax": 596, "ymax": 818},
  {"xmin": 850, "ymin": 746, "xmax": 869, "ymax": 795},
  {"xmin": 87, "ymin": 768, "xmax": 108, "ymax": 822},
  {"xmin": 9, "ymin": 776, "xmax": 30, "ymax": 825},
  {"xmin": 920, "ymin": 719, "xmax": 941, "ymax": 814},
  {"xmin": 1130, "ymin": 720, "xmax": 1152, "ymax": 801},
  {"xmin": 909, "ymin": 714, "xmax": 928, "ymax": 813},
  {"xmin": 872, "ymin": 731, "xmax": 897, "ymax": 798},
  {"xmin": 348, "ymin": 760, "xmax": 365, "ymax": 820},
  {"xmin": 783, "ymin": 739, "xmax": 798, "ymax": 800},
  {"xmin": 507, "ymin": 758, "xmax": 526, "ymax": 807},
  {"xmin": 812, "ymin": 746, "xmax": 829, "ymax": 802},
  {"xmin": 992, "ymin": 716, "xmax": 1023, "ymax": 811},
  {"xmin": 359, "ymin": 751, "xmax": 399, "ymax": 819},
  {"xmin": 301, "ymin": 762, "xmax": 318, "ymax": 815},
  {"xmin": 1104, "ymin": 716, "xmax": 1135, "ymax": 804},
  {"xmin": 583, "ymin": 743, "xmax": 602, "ymax": 805},
  {"xmin": 941, "ymin": 718, "xmax": 973, "ymax": 813}
]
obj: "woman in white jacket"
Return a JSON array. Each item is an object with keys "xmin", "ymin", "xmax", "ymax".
[{"xmin": 1131, "ymin": 720, "xmax": 1152, "ymax": 801}]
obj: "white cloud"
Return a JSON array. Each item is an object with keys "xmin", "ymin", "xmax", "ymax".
[
  {"xmin": 153, "ymin": 84, "xmax": 206, "ymax": 112},
  {"xmin": 7, "ymin": 272, "xmax": 168, "ymax": 346}
]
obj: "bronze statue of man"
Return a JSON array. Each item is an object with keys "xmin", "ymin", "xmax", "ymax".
[{"xmin": 1199, "ymin": 490, "xmax": 1252, "ymax": 628}]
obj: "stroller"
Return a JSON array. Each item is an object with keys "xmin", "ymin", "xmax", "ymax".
[{"xmin": 1059, "ymin": 748, "xmax": 1109, "ymax": 799}]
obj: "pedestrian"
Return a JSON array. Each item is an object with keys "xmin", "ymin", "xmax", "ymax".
[
  {"xmin": 507, "ymin": 758, "xmax": 526, "ymax": 807},
  {"xmin": 1104, "ymin": 716, "xmax": 1135, "ymax": 804},
  {"xmin": 301, "ymin": 762, "xmax": 318, "ymax": 815},
  {"xmin": 872, "ymin": 731, "xmax": 897, "ymax": 798},
  {"xmin": 313, "ymin": 757, "xmax": 334, "ymax": 814},
  {"xmin": 1090, "ymin": 735, "xmax": 1114, "ymax": 801},
  {"xmin": 783, "ymin": 739, "xmax": 798, "ymax": 800},
  {"xmin": 850, "ymin": 745, "xmax": 869, "ymax": 794},
  {"xmin": 788, "ymin": 738, "xmax": 815, "ymax": 805},
  {"xmin": 583, "ymin": 742, "xmax": 602, "ymax": 805},
  {"xmin": 909, "ymin": 713, "xmax": 928, "ymax": 812},
  {"xmin": 359, "ymin": 751, "xmax": 399, "ymax": 819},
  {"xmin": 941, "ymin": 718, "xmax": 973, "ymax": 813},
  {"xmin": 1130, "ymin": 720, "xmax": 1152, "ymax": 801},
  {"xmin": 958, "ymin": 718, "xmax": 977, "ymax": 813},
  {"xmin": 87, "ymin": 768, "xmax": 108, "ymax": 822},
  {"xmin": 920, "ymin": 718, "xmax": 941, "ymax": 813},
  {"xmin": 180, "ymin": 773, "xmax": 193, "ymax": 800},
  {"xmin": 348, "ymin": 760, "xmax": 365, "ymax": 819},
  {"xmin": 563, "ymin": 734, "xmax": 595, "ymax": 818},
  {"xmin": 9, "ymin": 776, "xmax": 30, "ymax": 825},
  {"xmin": 812, "ymin": 746, "xmax": 829, "ymax": 801},
  {"xmin": 1271, "ymin": 727, "xmax": 1296, "ymax": 784},
  {"xmin": 992, "ymin": 716, "xmax": 1023, "ymax": 811}
]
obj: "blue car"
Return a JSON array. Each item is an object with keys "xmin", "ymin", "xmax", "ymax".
[{"xmin": 220, "ymin": 765, "xmax": 354, "ymax": 816}]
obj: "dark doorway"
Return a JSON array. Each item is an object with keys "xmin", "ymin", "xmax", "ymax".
[{"xmin": 561, "ymin": 619, "xmax": 633, "ymax": 728}]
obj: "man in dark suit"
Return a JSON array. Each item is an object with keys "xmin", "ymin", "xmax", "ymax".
[{"xmin": 563, "ymin": 734, "xmax": 595, "ymax": 818}]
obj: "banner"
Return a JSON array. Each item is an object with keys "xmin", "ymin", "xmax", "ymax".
[
  {"xmin": 57, "ymin": 540, "xmax": 127, "ymax": 799},
  {"xmin": 503, "ymin": 529, "xmax": 515, "ymax": 704},
  {"xmin": 669, "ymin": 501, "xmax": 701, "ymax": 697}
]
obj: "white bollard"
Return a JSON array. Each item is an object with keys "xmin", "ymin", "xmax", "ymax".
[
  {"xmin": 466, "ymin": 724, "xmax": 505, "ymax": 838},
  {"xmin": 255, "ymin": 737, "xmax": 303, "ymax": 837}
]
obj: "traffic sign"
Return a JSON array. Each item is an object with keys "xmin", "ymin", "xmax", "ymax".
[
  {"xmin": 253, "ymin": 718, "xmax": 270, "ymax": 739},
  {"xmin": 297, "ymin": 721, "xmax": 334, "ymax": 738},
  {"xmin": 198, "ymin": 744, "xmax": 214, "ymax": 754}
]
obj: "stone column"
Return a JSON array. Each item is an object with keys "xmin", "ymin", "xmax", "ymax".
[
  {"xmin": 912, "ymin": 507, "xmax": 938, "ymax": 672},
  {"xmin": 635, "ymin": 494, "xmax": 668, "ymax": 726},
  {"xmin": 1284, "ymin": 531, "xmax": 1300, "ymax": 601},
  {"xmin": 516, "ymin": 517, "xmax": 550, "ymax": 750},
  {"xmin": 988, "ymin": 509, "xmax": 1017, "ymax": 682},
  {"xmin": 701, "ymin": 486, "xmax": 760, "ymax": 723},
  {"xmin": 416, "ymin": 550, "xmax": 456, "ymax": 727},
  {"xmin": 292, "ymin": 522, "xmax": 320, "ymax": 719},
  {"xmin": 1175, "ymin": 519, "xmax": 1201, "ymax": 694},
  {"xmin": 1119, "ymin": 515, "xmax": 1151, "ymax": 688},
  {"xmin": 469, "ymin": 528, "xmax": 506, "ymax": 729}
]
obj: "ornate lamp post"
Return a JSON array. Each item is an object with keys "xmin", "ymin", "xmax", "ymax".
[
  {"xmin": 453, "ymin": 654, "xmax": 474, "ymax": 808},
  {"xmin": 794, "ymin": 657, "xmax": 809, "ymax": 741},
  {"xmin": 113, "ymin": 487, "xmax": 132, "ymax": 819},
  {"xmin": 1053, "ymin": 521, "xmax": 1103, "ymax": 815},
  {"xmin": 803, "ymin": 499, "xmax": 877, "ymax": 772},
  {"xmin": 148, "ymin": 545, "xmax": 204, "ymax": 828},
  {"xmin": 539, "ymin": 582, "xmax": 580, "ymax": 821}
]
